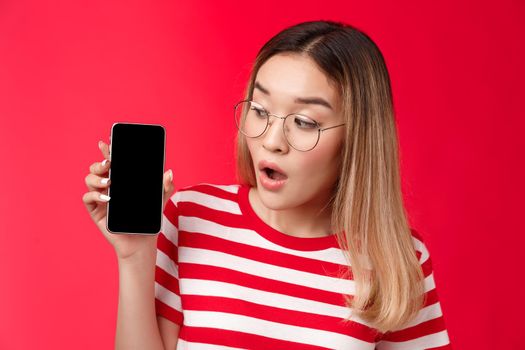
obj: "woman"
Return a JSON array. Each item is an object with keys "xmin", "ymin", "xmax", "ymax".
[{"xmin": 83, "ymin": 20, "xmax": 451, "ymax": 349}]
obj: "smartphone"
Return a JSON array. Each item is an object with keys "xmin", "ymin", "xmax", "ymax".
[{"xmin": 106, "ymin": 122, "xmax": 166, "ymax": 234}]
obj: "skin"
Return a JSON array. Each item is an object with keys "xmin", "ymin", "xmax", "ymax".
[
  {"xmin": 83, "ymin": 142, "xmax": 178, "ymax": 349},
  {"xmin": 82, "ymin": 52, "xmax": 346, "ymax": 349},
  {"xmin": 246, "ymin": 53, "xmax": 346, "ymax": 238}
]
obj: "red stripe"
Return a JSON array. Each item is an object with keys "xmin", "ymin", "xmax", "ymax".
[
  {"xmin": 179, "ymin": 262, "xmax": 352, "ymax": 305},
  {"xmin": 157, "ymin": 231, "xmax": 178, "ymax": 262},
  {"xmin": 380, "ymin": 315, "xmax": 448, "ymax": 341},
  {"xmin": 410, "ymin": 228, "xmax": 424, "ymax": 241},
  {"xmin": 180, "ymin": 326, "xmax": 332, "ymax": 350},
  {"xmin": 159, "ymin": 185, "xmax": 450, "ymax": 347},
  {"xmin": 180, "ymin": 201, "xmax": 248, "ymax": 227},
  {"xmin": 178, "ymin": 229, "xmax": 350, "ymax": 277},
  {"xmin": 180, "ymin": 183, "xmax": 239, "ymax": 202},
  {"xmin": 155, "ymin": 299, "xmax": 183, "ymax": 326},
  {"xmin": 155, "ymin": 265, "xmax": 180, "ymax": 295},
  {"xmin": 182, "ymin": 295, "xmax": 379, "ymax": 342},
  {"xmin": 424, "ymin": 289, "xmax": 439, "ymax": 306},
  {"xmin": 422, "ymin": 257, "xmax": 433, "ymax": 277},
  {"xmin": 163, "ymin": 197, "xmax": 179, "ymax": 227}
]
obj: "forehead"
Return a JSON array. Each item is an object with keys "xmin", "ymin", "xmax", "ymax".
[{"xmin": 254, "ymin": 53, "xmax": 340, "ymax": 110}]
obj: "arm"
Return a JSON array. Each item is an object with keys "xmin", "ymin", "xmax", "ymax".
[
  {"xmin": 153, "ymin": 192, "xmax": 185, "ymax": 348},
  {"xmin": 158, "ymin": 315, "xmax": 180, "ymax": 349},
  {"xmin": 115, "ymin": 246, "xmax": 171, "ymax": 350},
  {"xmin": 115, "ymin": 244, "xmax": 178, "ymax": 350},
  {"xmin": 84, "ymin": 140, "xmax": 180, "ymax": 349}
]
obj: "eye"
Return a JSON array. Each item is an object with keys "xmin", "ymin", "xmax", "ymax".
[
  {"xmin": 250, "ymin": 102, "xmax": 268, "ymax": 119},
  {"xmin": 252, "ymin": 107, "xmax": 266, "ymax": 118},
  {"xmin": 293, "ymin": 115, "xmax": 318, "ymax": 129}
]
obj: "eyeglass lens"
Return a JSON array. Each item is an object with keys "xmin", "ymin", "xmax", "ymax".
[{"xmin": 234, "ymin": 101, "xmax": 320, "ymax": 151}]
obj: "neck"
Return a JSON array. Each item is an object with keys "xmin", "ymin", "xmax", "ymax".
[{"xmin": 249, "ymin": 186, "xmax": 334, "ymax": 238}]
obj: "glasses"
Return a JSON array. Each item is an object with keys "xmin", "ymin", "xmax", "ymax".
[{"xmin": 234, "ymin": 100, "xmax": 345, "ymax": 152}]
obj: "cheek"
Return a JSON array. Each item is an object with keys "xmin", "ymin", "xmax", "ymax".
[
  {"xmin": 296, "ymin": 148, "xmax": 337, "ymax": 179},
  {"xmin": 245, "ymin": 138, "xmax": 257, "ymax": 158},
  {"xmin": 293, "ymin": 145, "xmax": 341, "ymax": 182}
]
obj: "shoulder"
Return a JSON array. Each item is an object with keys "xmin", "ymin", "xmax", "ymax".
[
  {"xmin": 409, "ymin": 228, "xmax": 431, "ymax": 266},
  {"xmin": 166, "ymin": 182, "xmax": 244, "ymax": 207},
  {"xmin": 408, "ymin": 228, "xmax": 437, "ymax": 288},
  {"xmin": 162, "ymin": 182, "xmax": 244, "ymax": 230},
  {"xmin": 179, "ymin": 182, "xmax": 243, "ymax": 195}
]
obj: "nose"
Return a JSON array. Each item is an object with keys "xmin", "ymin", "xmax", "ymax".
[{"xmin": 262, "ymin": 115, "xmax": 289, "ymax": 153}]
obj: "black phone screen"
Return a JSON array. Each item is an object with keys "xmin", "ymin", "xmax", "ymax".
[{"xmin": 106, "ymin": 123, "xmax": 166, "ymax": 234}]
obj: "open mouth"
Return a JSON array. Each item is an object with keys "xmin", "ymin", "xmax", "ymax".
[{"xmin": 263, "ymin": 167, "xmax": 287, "ymax": 181}]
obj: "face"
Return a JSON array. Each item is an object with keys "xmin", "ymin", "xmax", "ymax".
[{"xmin": 245, "ymin": 53, "xmax": 345, "ymax": 212}]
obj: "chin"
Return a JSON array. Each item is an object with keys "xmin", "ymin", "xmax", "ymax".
[
  {"xmin": 256, "ymin": 181, "xmax": 304, "ymax": 211},
  {"xmin": 257, "ymin": 190, "xmax": 293, "ymax": 211}
]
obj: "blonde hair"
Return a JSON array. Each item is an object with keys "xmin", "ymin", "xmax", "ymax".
[{"xmin": 234, "ymin": 20, "xmax": 425, "ymax": 333}]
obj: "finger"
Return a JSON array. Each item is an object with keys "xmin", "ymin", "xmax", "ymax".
[
  {"xmin": 163, "ymin": 170, "xmax": 174, "ymax": 210},
  {"xmin": 89, "ymin": 158, "xmax": 111, "ymax": 175},
  {"xmin": 82, "ymin": 190, "xmax": 111, "ymax": 212},
  {"xmin": 164, "ymin": 169, "xmax": 174, "ymax": 193},
  {"xmin": 98, "ymin": 140, "xmax": 111, "ymax": 160},
  {"xmin": 85, "ymin": 173, "xmax": 111, "ymax": 191}
]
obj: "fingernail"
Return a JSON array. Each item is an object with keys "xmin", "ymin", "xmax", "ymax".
[
  {"xmin": 98, "ymin": 140, "xmax": 103, "ymax": 149},
  {"xmin": 102, "ymin": 159, "xmax": 108, "ymax": 166},
  {"xmin": 168, "ymin": 169, "xmax": 173, "ymax": 182},
  {"xmin": 101, "ymin": 178, "xmax": 110, "ymax": 184},
  {"xmin": 99, "ymin": 194, "xmax": 111, "ymax": 201}
]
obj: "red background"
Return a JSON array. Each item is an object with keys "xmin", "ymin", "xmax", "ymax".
[{"xmin": 0, "ymin": 1, "xmax": 523, "ymax": 349}]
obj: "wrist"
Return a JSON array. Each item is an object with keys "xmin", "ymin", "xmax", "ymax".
[{"xmin": 116, "ymin": 243, "xmax": 157, "ymax": 267}]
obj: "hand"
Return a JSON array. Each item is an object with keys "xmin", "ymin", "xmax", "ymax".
[{"xmin": 82, "ymin": 140, "xmax": 175, "ymax": 260}]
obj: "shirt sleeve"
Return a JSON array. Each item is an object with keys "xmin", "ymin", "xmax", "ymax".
[
  {"xmin": 375, "ymin": 230, "xmax": 451, "ymax": 349},
  {"xmin": 154, "ymin": 192, "xmax": 184, "ymax": 326}
]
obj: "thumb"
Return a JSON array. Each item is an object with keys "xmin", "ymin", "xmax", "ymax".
[{"xmin": 163, "ymin": 169, "xmax": 175, "ymax": 196}]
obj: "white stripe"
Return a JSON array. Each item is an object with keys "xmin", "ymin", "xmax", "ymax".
[
  {"xmin": 156, "ymin": 249, "xmax": 179, "ymax": 279},
  {"xmin": 179, "ymin": 216, "xmax": 348, "ymax": 265},
  {"xmin": 178, "ymin": 247, "xmax": 354, "ymax": 295},
  {"xmin": 179, "ymin": 278, "xmax": 373, "ymax": 327},
  {"xmin": 176, "ymin": 338, "xmax": 244, "ymax": 350},
  {"xmin": 391, "ymin": 302, "xmax": 443, "ymax": 330},
  {"xmin": 195, "ymin": 183, "xmax": 241, "ymax": 194},
  {"xmin": 177, "ymin": 190, "xmax": 241, "ymax": 215},
  {"xmin": 155, "ymin": 282, "xmax": 182, "ymax": 312},
  {"xmin": 183, "ymin": 310, "xmax": 376, "ymax": 349},
  {"xmin": 161, "ymin": 214, "xmax": 179, "ymax": 246},
  {"xmin": 376, "ymin": 329, "xmax": 450, "ymax": 350},
  {"xmin": 412, "ymin": 237, "xmax": 429, "ymax": 264},
  {"xmin": 424, "ymin": 273, "xmax": 435, "ymax": 293},
  {"xmin": 169, "ymin": 190, "xmax": 183, "ymax": 206}
]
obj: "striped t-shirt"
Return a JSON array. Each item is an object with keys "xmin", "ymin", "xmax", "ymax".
[{"xmin": 154, "ymin": 183, "xmax": 451, "ymax": 349}]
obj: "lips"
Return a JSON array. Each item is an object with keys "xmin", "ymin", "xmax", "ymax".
[
  {"xmin": 257, "ymin": 159, "xmax": 288, "ymax": 191},
  {"xmin": 258, "ymin": 160, "xmax": 288, "ymax": 179}
]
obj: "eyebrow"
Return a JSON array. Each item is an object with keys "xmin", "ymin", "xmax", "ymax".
[{"xmin": 254, "ymin": 81, "xmax": 333, "ymax": 110}]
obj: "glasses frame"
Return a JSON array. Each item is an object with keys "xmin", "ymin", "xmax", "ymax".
[{"xmin": 234, "ymin": 99, "xmax": 346, "ymax": 152}]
